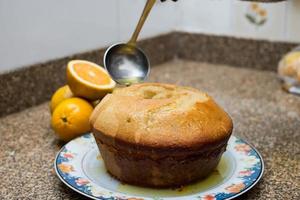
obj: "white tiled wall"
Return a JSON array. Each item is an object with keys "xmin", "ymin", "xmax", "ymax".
[
  {"xmin": 178, "ymin": 0, "xmax": 299, "ymax": 42},
  {"xmin": 230, "ymin": 1, "xmax": 287, "ymax": 40},
  {"xmin": 0, "ymin": 0, "xmax": 120, "ymax": 72},
  {"xmin": 286, "ymin": 0, "xmax": 300, "ymax": 42},
  {"xmin": 0, "ymin": 0, "xmax": 177, "ymax": 72},
  {"xmin": 178, "ymin": 0, "xmax": 232, "ymax": 35},
  {"xmin": 119, "ymin": 0, "xmax": 179, "ymax": 41},
  {"xmin": 0, "ymin": 0, "xmax": 299, "ymax": 72}
]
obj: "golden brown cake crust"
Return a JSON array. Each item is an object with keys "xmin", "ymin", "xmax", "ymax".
[{"xmin": 90, "ymin": 83, "xmax": 233, "ymax": 151}]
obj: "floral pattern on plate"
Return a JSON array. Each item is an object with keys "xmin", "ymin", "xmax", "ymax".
[{"xmin": 55, "ymin": 134, "xmax": 264, "ymax": 200}]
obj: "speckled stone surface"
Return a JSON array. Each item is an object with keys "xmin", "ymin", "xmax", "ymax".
[
  {"xmin": 176, "ymin": 32, "xmax": 297, "ymax": 71},
  {"xmin": 1, "ymin": 60, "xmax": 299, "ymax": 200},
  {"xmin": 0, "ymin": 33, "xmax": 176, "ymax": 118}
]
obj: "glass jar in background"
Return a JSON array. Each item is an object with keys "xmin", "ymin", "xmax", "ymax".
[{"xmin": 278, "ymin": 45, "xmax": 300, "ymax": 95}]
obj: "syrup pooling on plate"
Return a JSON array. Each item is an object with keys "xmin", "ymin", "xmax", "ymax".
[
  {"xmin": 117, "ymin": 152, "xmax": 233, "ymax": 197},
  {"xmin": 81, "ymin": 149, "xmax": 234, "ymax": 197}
]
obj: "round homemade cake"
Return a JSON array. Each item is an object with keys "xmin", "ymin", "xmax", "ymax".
[{"xmin": 90, "ymin": 83, "xmax": 233, "ymax": 187}]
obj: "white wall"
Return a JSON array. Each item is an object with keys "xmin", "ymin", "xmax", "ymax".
[
  {"xmin": 119, "ymin": 0, "xmax": 179, "ymax": 41},
  {"xmin": 178, "ymin": 0, "xmax": 232, "ymax": 36},
  {"xmin": 0, "ymin": 0, "xmax": 299, "ymax": 73},
  {"xmin": 0, "ymin": 0, "xmax": 178, "ymax": 72},
  {"xmin": 177, "ymin": 0, "xmax": 300, "ymax": 42}
]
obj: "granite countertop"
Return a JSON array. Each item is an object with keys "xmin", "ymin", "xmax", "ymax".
[{"xmin": 0, "ymin": 60, "xmax": 299, "ymax": 200}]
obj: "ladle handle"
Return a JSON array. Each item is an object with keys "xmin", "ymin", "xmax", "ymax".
[{"xmin": 128, "ymin": 0, "xmax": 156, "ymax": 45}]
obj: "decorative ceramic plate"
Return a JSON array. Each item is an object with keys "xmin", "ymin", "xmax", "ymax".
[{"xmin": 54, "ymin": 134, "xmax": 264, "ymax": 200}]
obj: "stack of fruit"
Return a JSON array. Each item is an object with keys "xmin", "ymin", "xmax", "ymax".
[{"xmin": 50, "ymin": 60, "xmax": 116, "ymax": 142}]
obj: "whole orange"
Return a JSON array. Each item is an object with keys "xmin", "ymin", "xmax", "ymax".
[
  {"xmin": 51, "ymin": 97, "xmax": 93, "ymax": 141},
  {"xmin": 50, "ymin": 85, "xmax": 74, "ymax": 113}
]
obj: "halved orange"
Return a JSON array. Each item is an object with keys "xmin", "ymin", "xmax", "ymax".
[{"xmin": 67, "ymin": 60, "xmax": 116, "ymax": 100}]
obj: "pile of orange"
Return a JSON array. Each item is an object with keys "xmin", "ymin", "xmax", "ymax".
[{"xmin": 50, "ymin": 60, "xmax": 115, "ymax": 142}]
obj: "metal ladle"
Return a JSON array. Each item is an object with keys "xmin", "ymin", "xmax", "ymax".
[{"xmin": 103, "ymin": 0, "xmax": 156, "ymax": 85}]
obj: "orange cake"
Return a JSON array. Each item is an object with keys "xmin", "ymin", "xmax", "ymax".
[{"xmin": 90, "ymin": 83, "xmax": 233, "ymax": 187}]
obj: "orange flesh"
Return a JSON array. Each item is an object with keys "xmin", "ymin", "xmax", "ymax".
[{"xmin": 73, "ymin": 63, "xmax": 111, "ymax": 85}]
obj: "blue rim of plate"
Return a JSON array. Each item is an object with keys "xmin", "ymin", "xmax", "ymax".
[{"xmin": 54, "ymin": 134, "xmax": 264, "ymax": 200}]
